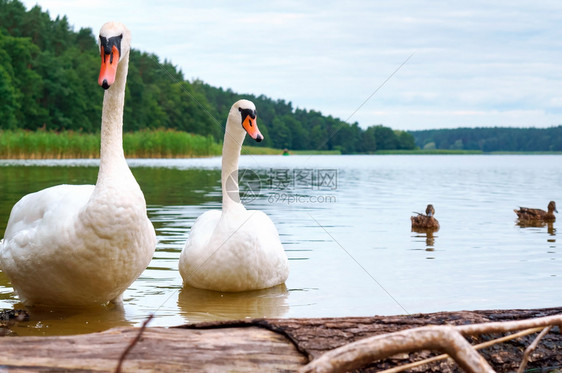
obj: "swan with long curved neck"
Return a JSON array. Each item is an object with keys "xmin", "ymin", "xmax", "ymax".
[
  {"xmin": 179, "ymin": 100, "xmax": 289, "ymax": 291},
  {"xmin": 0, "ymin": 22, "xmax": 156, "ymax": 307}
]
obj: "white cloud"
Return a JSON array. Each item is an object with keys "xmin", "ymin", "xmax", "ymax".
[{"xmin": 20, "ymin": 0, "xmax": 562, "ymax": 130}]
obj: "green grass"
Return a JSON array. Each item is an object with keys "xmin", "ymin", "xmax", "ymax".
[
  {"xmin": 0, "ymin": 130, "xmax": 222, "ymax": 159},
  {"xmin": 0, "ymin": 130, "xmax": 100, "ymax": 159},
  {"xmin": 0, "ymin": 130, "xmax": 340, "ymax": 159},
  {"xmin": 124, "ymin": 130, "xmax": 221, "ymax": 158}
]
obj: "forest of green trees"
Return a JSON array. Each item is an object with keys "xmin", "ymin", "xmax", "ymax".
[
  {"xmin": 410, "ymin": 126, "xmax": 562, "ymax": 152},
  {"xmin": 0, "ymin": 0, "xmax": 415, "ymax": 154}
]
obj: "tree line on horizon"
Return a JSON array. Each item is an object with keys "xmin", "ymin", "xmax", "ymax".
[
  {"xmin": 409, "ymin": 126, "xmax": 562, "ymax": 152},
  {"xmin": 0, "ymin": 0, "xmax": 416, "ymax": 154}
]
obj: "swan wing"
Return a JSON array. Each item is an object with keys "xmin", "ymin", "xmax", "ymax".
[
  {"xmin": 0, "ymin": 185, "xmax": 94, "ymax": 304},
  {"xmin": 179, "ymin": 210, "xmax": 222, "ymax": 282},
  {"xmin": 185, "ymin": 209, "xmax": 222, "ymax": 249},
  {"xmin": 180, "ymin": 209, "xmax": 288, "ymax": 291},
  {"xmin": 2, "ymin": 184, "xmax": 94, "ymax": 254},
  {"xmin": 246, "ymin": 210, "xmax": 289, "ymax": 284}
]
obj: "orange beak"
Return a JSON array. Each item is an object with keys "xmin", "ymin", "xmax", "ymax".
[
  {"xmin": 98, "ymin": 45, "xmax": 120, "ymax": 89},
  {"xmin": 242, "ymin": 115, "xmax": 264, "ymax": 142}
]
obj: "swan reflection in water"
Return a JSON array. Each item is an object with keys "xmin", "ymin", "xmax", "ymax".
[
  {"xmin": 177, "ymin": 284, "xmax": 289, "ymax": 323},
  {"xmin": 0, "ymin": 270, "xmax": 128, "ymax": 336},
  {"xmin": 3, "ymin": 302, "xmax": 131, "ymax": 337}
]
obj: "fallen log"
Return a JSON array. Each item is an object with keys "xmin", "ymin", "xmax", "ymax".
[
  {"xmin": 0, "ymin": 325, "xmax": 306, "ymax": 372},
  {"xmin": 0, "ymin": 307, "xmax": 559, "ymax": 372},
  {"xmin": 184, "ymin": 307, "xmax": 562, "ymax": 372}
]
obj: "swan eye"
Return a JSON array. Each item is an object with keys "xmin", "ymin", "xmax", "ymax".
[
  {"xmin": 99, "ymin": 34, "xmax": 123, "ymax": 58},
  {"xmin": 238, "ymin": 108, "xmax": 256, "ymax": 123}
]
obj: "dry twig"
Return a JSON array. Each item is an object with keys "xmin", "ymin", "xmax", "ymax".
[
  {"xmin": 115, "ymin": 314, "xmax": 154, "ymax": 373},
  {"xmin": 517, "ymin": 326, "xmax": 553, "ymax": 373}
]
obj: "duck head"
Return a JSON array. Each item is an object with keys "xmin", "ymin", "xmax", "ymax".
[
  {"xmin": 98, "ymin": 22, "xmax": 131, "ymax": 90},
  {"xmin": 425, "ymin": 204, "xmax": 435, "ymax": 217},
  {"xmin": 548, "ymin": 201, "xmax": 558, "ymax": 213}
]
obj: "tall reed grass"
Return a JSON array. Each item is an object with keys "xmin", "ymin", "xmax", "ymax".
[
  {"xmin": 0, "ymin": 130, "xmax": 222, "ymax": 159},
  {"xmin": 0, "ymin": 130, "xmax": 100, "ymax": 159},
  {"xmin": 124, "ymin": 130, "xmax": 221, "ymax": 158}
]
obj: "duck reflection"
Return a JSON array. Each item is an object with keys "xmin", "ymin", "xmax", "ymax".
[
  {"xmin": 516, "ymin": 219, "xmax": 556, "ymax": 240},
  {"xmin": 178, "ymin": 284, "xmax": 289, "ymax": 323},
  {"xmin": 412, "ymin": 228, "xmax": 438, "ymax": 248}
]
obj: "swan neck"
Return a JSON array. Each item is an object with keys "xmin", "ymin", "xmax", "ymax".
[
  {"xmin": 98, "ymin": 53, "xmax": 130, "ymax": 181},
  {"xmin": 221, "ymin": 126, "xmax": 246, "ymax": 211}
]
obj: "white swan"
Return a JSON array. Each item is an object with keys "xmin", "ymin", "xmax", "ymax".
[
  {"xmin": 0, "ymin": 22, "xmax": 156, "ymax": 307},
  {"xmin": 179, "ymin": 100, "xmax": 289, "ymax": 292}
]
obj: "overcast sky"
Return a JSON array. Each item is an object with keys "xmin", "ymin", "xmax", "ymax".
[{"xmin": 21, "ymin": 0, "xmax": 562, "ymax": 131}]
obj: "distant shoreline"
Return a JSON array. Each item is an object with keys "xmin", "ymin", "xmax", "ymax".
[
  {"xmin": 372, "ymin": 150, "xmax": 562, "ymax": 155},
  {"xmin": 2, "ymin": 130, "xmax": 561, "ymax": 159},
  {"xmin": 2, "ymin": 151, "xmax": 562, "ymax": 161}
]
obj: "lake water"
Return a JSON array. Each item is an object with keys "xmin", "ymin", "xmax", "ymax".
[{"xmin": 0, "ymin": 155, "xmax": 560, "ymax": 336}]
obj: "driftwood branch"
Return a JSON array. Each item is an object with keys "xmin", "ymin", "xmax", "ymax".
[
  {"xmin": 300, "ymin": 314, "xmax": 562, "ymax": 373},
  {"xmin": 299, "ymin": 325, "xmax": 494, "ymax": 373},
  {"xmin": 456, "ymin": 313, "xmax": 562, "ymax": 335},
  {"xmin": 379, "ymin": 326, "xmax": 545, "ymax": 373},
  {"xmin": 517, "ymin": 326, "xmax": 553, "ymax": 373}
]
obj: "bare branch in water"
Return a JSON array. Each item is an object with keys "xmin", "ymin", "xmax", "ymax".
[{"xmin": 115, "ymin": 314, "xmax": 154, "ymax": 373}]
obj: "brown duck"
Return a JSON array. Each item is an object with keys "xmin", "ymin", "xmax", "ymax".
[
  {"xmin": 514, "ymin": 201, "xmax": 557, "ymax": 221},
  {"xmin": 411, "ymin": 204, "xmax": 440, "ymax": 230}
]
